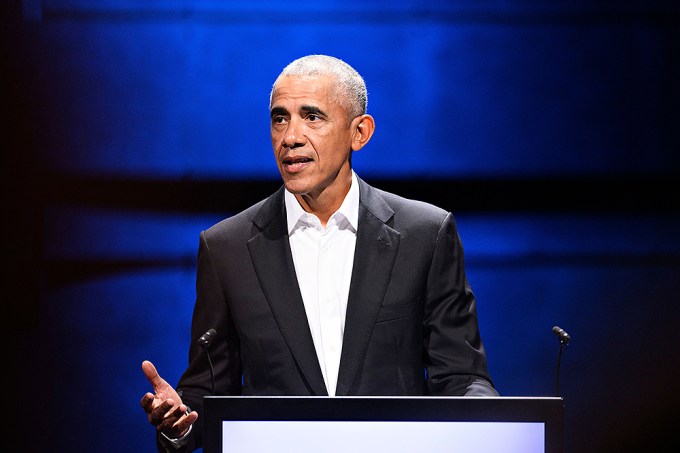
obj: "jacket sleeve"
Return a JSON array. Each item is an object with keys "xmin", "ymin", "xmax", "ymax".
[{"xmin": 423, "ymin": 213, "xmax": 498, "ymax": 396}]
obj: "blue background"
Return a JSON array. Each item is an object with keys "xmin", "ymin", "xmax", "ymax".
[{"xmin": 3, "ymin": 1, "xmax": 679, "ymax": 452}]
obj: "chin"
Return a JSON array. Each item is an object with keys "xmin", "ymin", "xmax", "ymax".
[{"xmin": 283, "ymin": 179, "xmax": 309, "ymax": 195}]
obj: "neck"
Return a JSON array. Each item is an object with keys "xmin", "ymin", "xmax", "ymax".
[{"xmin": 295, "ymin": 171, "xmax": 352, "ymax": 227}]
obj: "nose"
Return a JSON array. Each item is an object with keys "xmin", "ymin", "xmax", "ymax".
[{"xmin": 282, "ymin": 117, "xmax": 306, "ymax": 149}]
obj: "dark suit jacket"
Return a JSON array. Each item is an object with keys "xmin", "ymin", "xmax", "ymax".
[{"xmin": 170, "ymin": 177, "xmax": 496, "ymax": 450}]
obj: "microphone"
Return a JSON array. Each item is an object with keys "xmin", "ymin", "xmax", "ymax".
[
  {"xmin": 197, "ymin": 329, "xmax": 217, "ymax": 395},
  {"xmin": 552, "ymin": 325, "xmax": 571, "ymax": 397},
  {"xmin": 198, "ymin": 328, "xmax": 217, "ymax": 348},
  {"xmin": 552, "ymin": 326, "xmax": 571, "ymax": 345}
]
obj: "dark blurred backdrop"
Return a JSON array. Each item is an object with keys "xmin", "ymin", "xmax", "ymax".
[{"xmin": 3, "ymin": 1, "xmax": 679, "ymax": 451}]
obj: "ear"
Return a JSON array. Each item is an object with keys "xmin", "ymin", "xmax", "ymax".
[{"xmin": 350, "ymin": 114, "xmax": 375, "ymax": 151}]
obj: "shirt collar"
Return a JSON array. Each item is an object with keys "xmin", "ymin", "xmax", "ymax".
[{"xmin": 284, "ymin": 171, "xmax": 360, "ymax": 235}]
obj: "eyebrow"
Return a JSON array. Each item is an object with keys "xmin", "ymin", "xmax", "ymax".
[
  {"xmin": 270, "ymin": 107, "xmax": 288, "ymax": 119},
  {"xmin": 270, "ymin": 105, "xmax": 328, "ymax": 119},
  {"xmin": 300, "ymin": 105, "xmax": 326, "ymax": 117}
]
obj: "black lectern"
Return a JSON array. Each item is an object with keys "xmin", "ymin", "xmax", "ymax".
[{"xmin": 203, "ymin": 396, "xmax": 563, "ymax": 453}]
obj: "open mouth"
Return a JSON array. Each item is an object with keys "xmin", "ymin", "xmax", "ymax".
[
  {"xmin": 282, "ymin": 156, "xmax": 313, "ymax": 172},
  {"xmin": 283, "ymin": 156, "xmax": 313, "ymax": 165}
]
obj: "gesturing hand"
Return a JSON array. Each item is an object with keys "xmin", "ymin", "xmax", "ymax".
[{"xmin": 140, "ymin": 360, "xmax": 199, "ymax": 439}]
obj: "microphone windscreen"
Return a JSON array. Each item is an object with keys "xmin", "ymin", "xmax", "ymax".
[
  {"xmin": 552, "ymin": 325, "xmax": 571, "ymax": 344},
  {"xmin": 198, "ymin": 328, "xmax": 217, "ymax": 347}
]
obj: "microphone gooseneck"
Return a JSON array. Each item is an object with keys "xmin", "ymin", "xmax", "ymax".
[
  {"xmin": 552, "ymin": 325, "xmax": 570, "ymax": 397},
  {"xmin": 198, "ymin": 329, "xmax": 217, "ymax": 395}
]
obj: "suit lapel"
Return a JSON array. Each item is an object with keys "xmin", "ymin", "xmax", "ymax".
[
  {"xmin": 336, "ymin": 179, "xmax": 401, "ymax": 396},
  {"xmin": 246, "ymin": 188, "xmax": 328, "ymax": 396}
]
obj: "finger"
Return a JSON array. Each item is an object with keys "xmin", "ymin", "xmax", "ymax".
[
  {"xmin": 173, "ymin": 410, "xmax": 199, "ymax": 436},
  {"xmin": 148, "ymin": 399, "xmax": 177, "ymax": 426},
  {"xmin": 155, "ymin": 403, "xmax": 186, "ymax": 433},
  {"xmin": 140, "ymin": 392, "xmax": 156, "ymax": 412},
  {"xmin": 159, "ymin": 408, "xmax": 199, "ymax": 439},
  {"xmin": 142, "ymin": 360, "xmax": 167, "ymax": 390}
]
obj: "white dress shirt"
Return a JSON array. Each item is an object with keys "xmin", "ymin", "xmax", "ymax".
[{"xmin": 284, "ymin": 171, "xmax": 359, "ymax": 396}]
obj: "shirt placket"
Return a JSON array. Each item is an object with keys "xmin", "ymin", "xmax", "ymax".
[{"xmin": 317, "ymin": 221, "xmax": 343, "ymax": 396}]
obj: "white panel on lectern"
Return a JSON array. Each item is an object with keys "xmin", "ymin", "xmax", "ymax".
[{"xmin": 221, "ymin": 421, "xmax": 544, "ymax": 453}]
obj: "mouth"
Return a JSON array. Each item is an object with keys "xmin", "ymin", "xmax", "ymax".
[{"xmin": 282, "ymin": 155, "xmax": 314, "ymax": 173}]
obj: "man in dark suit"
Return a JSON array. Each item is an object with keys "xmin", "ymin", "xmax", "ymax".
[{"xmin": 141, "ymin": 54, "xmax": 497, "ymax": 451}]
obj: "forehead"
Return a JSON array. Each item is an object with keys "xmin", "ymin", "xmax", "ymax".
[{"xmin": 271, "ymin": 75, "xmax": 343, "ymax": 110}]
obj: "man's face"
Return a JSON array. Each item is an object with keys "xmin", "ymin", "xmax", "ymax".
[{"xmin": 270, "ymin": 75, "xmax": 357, "ymax": 200}]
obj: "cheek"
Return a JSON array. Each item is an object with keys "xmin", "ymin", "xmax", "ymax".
[
  {"xmin": 324, "ymin": 135, "xmax": 351, "ymax": 160},
  {"xmin": 270, "ymin": 134, "xmax": 282, "ymax": 153}
]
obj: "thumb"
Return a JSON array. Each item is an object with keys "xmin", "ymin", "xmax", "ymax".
[{"xmin": 142, "ymin": 360, "xmax": 168, "ymax": 391}]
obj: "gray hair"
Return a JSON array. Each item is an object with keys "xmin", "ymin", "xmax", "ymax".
[{"xmin": 270, "ymin": 55, "xmax": 368, "ymax": 120}]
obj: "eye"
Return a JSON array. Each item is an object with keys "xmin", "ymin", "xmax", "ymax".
[
  {"xmin": 307, "ymin": 114, "xmax": 321, "ymax": 122},
  {"xmin": 272, "ymin": 116, "xmax": 287, "ymax": 125}
]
